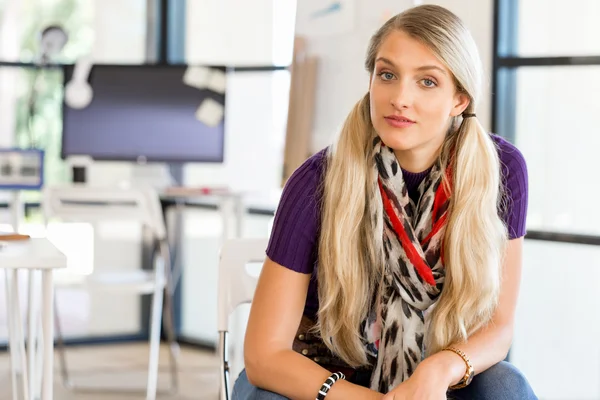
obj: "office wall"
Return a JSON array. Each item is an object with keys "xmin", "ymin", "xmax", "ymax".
[
  {"xmin": 92, "ymin": 0, "xmax": 147, "ymax": 64},
  {"xmin": 185, "ymin": 0, "xmax": 297, "ymax": 66}
]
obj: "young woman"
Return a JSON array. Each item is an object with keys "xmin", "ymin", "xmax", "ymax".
[{"xmin": 233, "ymin": 5, "xmax": 537, "ymax": 400}]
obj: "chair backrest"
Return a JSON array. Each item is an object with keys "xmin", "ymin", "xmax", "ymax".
[
  {"xmin": 217, "ymin": 238, "xmax": 268, "ymax": 332},
  {"xmin": 42, "ymin": 184, "xmax": 167, "ymax": 240}
]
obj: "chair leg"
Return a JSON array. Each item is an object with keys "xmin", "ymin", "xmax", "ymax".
[
  {"xmin": 34, "ymin": 330, "xmax": 44, "ymax": 400},
  {"xmin": 146, "ymin": 263, "xmax": 165, "ymax": 400},
  {"xmin": 53, "ymin": 293, "xmax": 72, "ymax": 389},
  {"xmin": 162, "ymin": 286, "xmax": 179, "ymax": 394},
  {"xmin": 5, "ymin": 270, "xmax": 21, "ymax": 400},
  {"xmin": 27, "ymin": 270, "xmax": 37, "ymax": 399},
  {"xmin": 219, "ymin": 331, "xmax": 230, "ymax": 400},
  {"xmin": 10, "ymin": 270, "xmax": 30, "ymax": 400},
  {"xmin": 158, "ymin": 238, "xmax": 179, "ymax": 394}
]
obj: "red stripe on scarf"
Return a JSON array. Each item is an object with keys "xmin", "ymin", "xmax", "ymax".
[
  {"xmin": 421, "ymin": 173, "xmax": 451, "ymax": 247},
  {"xmin": 378, "ymin": 179, "xmax": 436, "ymax": 286}
]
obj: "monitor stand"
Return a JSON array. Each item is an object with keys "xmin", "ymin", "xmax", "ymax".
[{"xmin": 130, "ymin": 162, "xmax": 176, "ymax": 191}]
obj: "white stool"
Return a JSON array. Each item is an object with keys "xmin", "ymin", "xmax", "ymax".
[{"xmin": 0, "ymin": 238, "xmax": 67, "ymax": 400}]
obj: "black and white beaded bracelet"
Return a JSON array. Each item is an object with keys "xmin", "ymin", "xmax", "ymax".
[{"xmin": 316, "ymin": 372, "xmax": 345, "ymax": 400}]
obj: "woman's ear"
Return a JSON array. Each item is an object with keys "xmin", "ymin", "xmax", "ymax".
[{"xmin": 450, "ymin": 92, "xmax": 470, "ymax": 117}]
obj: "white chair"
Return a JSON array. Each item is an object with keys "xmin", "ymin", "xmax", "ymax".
[
  {"xmin": 41, "ymin": 184, "xmax": 179, "ymax": 400},
  {"xmin": 217, "ymin": 237, "xmax": 268, "ymax": 400}
]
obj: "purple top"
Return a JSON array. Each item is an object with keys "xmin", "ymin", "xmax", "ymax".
[{"xmin": 266, "ymin": 134, "xmax": 529, "ymax": 318}]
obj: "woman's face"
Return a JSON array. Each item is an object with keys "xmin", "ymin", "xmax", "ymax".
[{"xmin": 369, "ymin": 30, "xmax": 469, "ymax": 169}]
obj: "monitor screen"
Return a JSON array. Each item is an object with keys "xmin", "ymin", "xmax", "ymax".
[{"xmin": 61, "ymin": 64, "xmax": 226, "ymax": 163}]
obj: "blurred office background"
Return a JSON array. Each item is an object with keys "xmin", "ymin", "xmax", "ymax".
[{"xmin": 0, "ymin": 0, "xmax": 597, "ymax": 399}]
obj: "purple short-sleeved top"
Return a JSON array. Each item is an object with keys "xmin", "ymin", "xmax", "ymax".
[{"xmin": 266, "ymin": 134, "xmax": 529, "ymax": 318}]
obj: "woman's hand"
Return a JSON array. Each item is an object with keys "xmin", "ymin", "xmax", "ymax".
[{"xmin": 381, "ymin": 358, "xmax": 452, "ymax": 400}]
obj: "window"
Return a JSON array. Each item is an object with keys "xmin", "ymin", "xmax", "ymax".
[
  {"xmin": 493, "ymin": 1, "xmax": 600, "ymax": 398},
  {"xmin": 516, "ymin": 0, "xmax": 600, "ymax": 57},
  {"xmin": 12, "ymin": 0, "xmax": 94, "ymax": 204},
  {"xmin": 493, "ymin": 0, "xmax": 600, "ymax": 236}
]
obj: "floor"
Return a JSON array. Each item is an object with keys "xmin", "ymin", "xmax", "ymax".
[{"xmin": 0, "ymin": 343, "xmax": 221, "ymax": 399}]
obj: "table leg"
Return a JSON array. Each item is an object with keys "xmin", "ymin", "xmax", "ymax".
[
  {"xmin": 219, "ymin": 197, "xmax": 232, "ymax": 242},
  {"xmin": 27, "ymin": 270, "xmax": 38, "ymax": 399},
  {"xmin": 41, "ymin": 270, "xmax": 54, "ymax": 400},
  {"xmin": 10, "ymin": 190, "xmax": 23, "ymax": 232},
  {"xmin": 234, "ymin": 195, "xmax": 245, "ymax": 239},
  {"xmin": 8, "ymin": 270, "xmax": 30, "ymax": 400},
  {"xmin": 5, "ymin": 270, "xmax": 19, "ymax": 400}
]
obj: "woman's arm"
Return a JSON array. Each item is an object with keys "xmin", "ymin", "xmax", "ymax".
[
  {"xmin": 417, "ymin": 237, "xmax": 524, "ymax": 385},
  {"xmin": 244, "ymin": 257, "xmax": 383, "ymax": 400}
]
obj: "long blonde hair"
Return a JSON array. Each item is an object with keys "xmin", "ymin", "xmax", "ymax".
[{"xmin": 317, "ymin": 5, "xmax": 508, "ymax": 367}]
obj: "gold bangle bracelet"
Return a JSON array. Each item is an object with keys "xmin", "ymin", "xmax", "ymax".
[{"xmin": 443, "ymin": 347, "xmax": 474, "ymax": 390}]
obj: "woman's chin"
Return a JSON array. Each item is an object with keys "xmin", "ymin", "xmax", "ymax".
[{"xmin": 379, "ymin": 136, "xmax": 417, "ymax": 153}]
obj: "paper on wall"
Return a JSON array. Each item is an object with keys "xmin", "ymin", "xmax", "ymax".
[
  {"xmin": 183, "ymin": 66, "xmax": 211, "ymax": 89},
  {"xmin": 195, "ymin": 98, "xmax": 224, "ymax": 127},
  {"xmin": 295, "ymin": 0, "xmax": 356, "ymax": 38},
  {"xmin": 207, "ymin": 69, "xmax": 227, "ymax": 94}
]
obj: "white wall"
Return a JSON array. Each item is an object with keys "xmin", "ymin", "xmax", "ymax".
[
  {"xmin": 92, "ymin": 0, "xmax": 146, "ymax": 64},
  {"xmin": 186, "ymin": 0, "xmax": 293, "ymax": 67},
  {"xmin": 514, "ymin": 241, "xmax": 600, "ymax": 400}
]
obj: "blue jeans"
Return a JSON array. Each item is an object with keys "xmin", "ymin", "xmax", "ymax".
[{"xmin": 231, "ymin": 362, "xmax": 538, "ymax": 400}]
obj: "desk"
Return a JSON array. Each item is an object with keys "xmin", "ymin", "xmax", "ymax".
[
  {"xmin": 160, "ymin": 188, "xmax": 247, "ymax": 242},
  {"xmin": 0, "ymin": 238, "xmax": 67, "ymax": 400},
  {"xmin": 157, "ymin": 189, "xmax": 278, "ymax": 295},
  {"xmin": 145, "ymin": 189, "xmax": 249, "ymax": 335}
]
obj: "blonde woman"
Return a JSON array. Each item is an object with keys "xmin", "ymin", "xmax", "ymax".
[{"xmin": 233, "ymin": 5, "xmax": 536, "ymax": 400}]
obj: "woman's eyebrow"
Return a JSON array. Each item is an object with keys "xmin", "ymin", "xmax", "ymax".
[
  {"xmin": 375, "ymin": 57, "xmax": 447, "ymax": 76},
  {"xmin": 375, "ymin": 57, "xmax": 396, "ymax": 67},
  {"xmin": 415, "ymin": 65, "xmax": 447, "ymax": 75}
]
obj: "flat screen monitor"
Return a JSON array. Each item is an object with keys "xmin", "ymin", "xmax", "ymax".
[{"xmin": 61, "ymin": 64, "xmax": 226, "ymax": 163}]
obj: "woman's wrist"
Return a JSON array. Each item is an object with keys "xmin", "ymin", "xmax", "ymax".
[{"xmin": 417, "ymin": 350, "xmax": 467, "ymax": 387}]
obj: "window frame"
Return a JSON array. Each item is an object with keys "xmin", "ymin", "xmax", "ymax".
[{"xmin": 491, "ymin": 0, "xmax": 600, "ymax": 245}]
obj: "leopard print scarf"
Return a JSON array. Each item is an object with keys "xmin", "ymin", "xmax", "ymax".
[{"xmin": 363, "ymin": 138, "xmax": 451, "ymax": 392}]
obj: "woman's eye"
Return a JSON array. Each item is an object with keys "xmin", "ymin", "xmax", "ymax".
[
  {"xmin": 422, "ymin": 79, "xmax": 436, "ymax": 87},
  {"xmin": 380, "ymin": 72, "xmax": 395, "ymax": 81}
]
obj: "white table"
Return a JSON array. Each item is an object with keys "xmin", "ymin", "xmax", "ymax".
[
  {"xmin": 160, "ymin": 188, "xmax": 248, "ymax": 241},
  {"xmin": 0, "ymin": 238, "xmax": 67, "ymax": 400}
]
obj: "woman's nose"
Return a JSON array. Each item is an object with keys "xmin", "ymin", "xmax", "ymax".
[{"xmin": 390, "ymin": 82, "xmax": 413, "ymax": 109}]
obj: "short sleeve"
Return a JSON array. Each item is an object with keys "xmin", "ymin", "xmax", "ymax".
[
  {"xmin": 266, "ymin": 149, "xmax": 327, "ymax": 274},
  {"xmin": 495, "ymin": 136, "xmax": 529, "ymax": 239}
]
